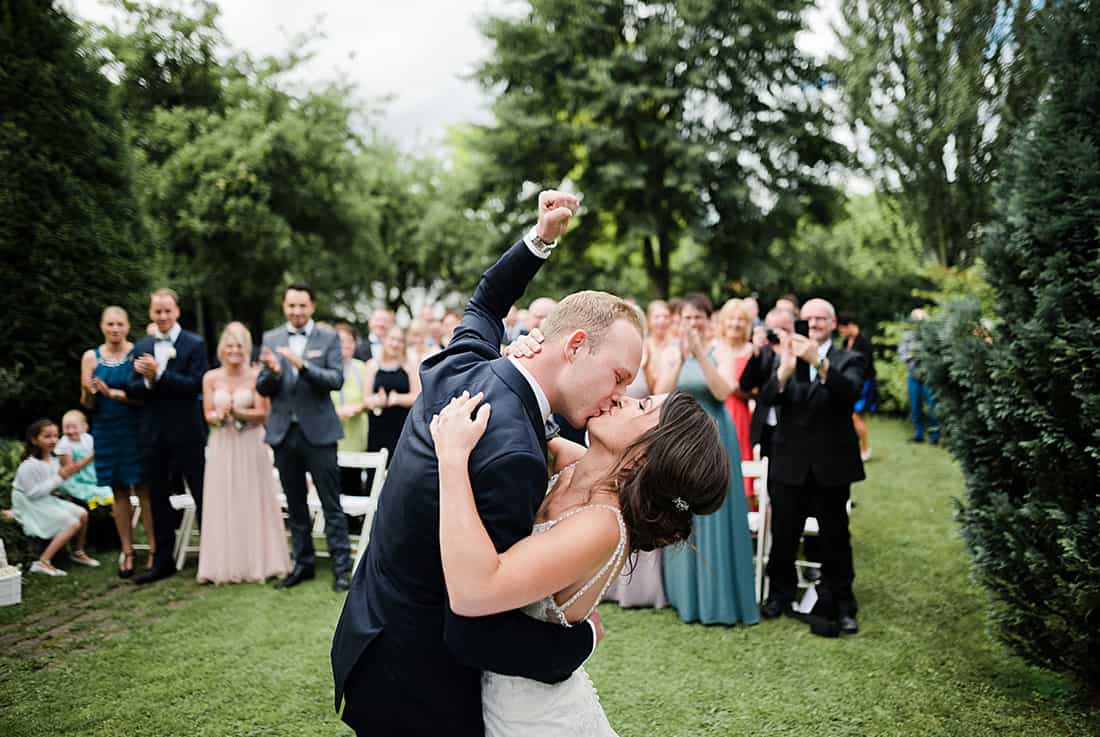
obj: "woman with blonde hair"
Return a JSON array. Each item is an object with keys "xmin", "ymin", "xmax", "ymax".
[
  {"xmin": 718, "ymin": 299, "xmax": 757, "ymax": 501},
  {"xmin": 80, "ymin": 306, "xmax": 152, "ymax": 578},
  {"xmin": 197, "ymin": 322, "xmax": 290, "ymax": 583}
]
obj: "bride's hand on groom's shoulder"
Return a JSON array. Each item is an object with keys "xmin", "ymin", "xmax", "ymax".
[
  {"xmin": 502, "ymin": 328, "xmax": 544, "ymax": 358},
  {"xmin": 536, "ymin": 190, "xmax": 580, "ymax": 243},
  {"xmin": 430, "ymin": 391, "xmax": 492, "ymax": 464}
]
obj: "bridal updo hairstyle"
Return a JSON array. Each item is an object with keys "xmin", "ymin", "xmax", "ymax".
[{"xmin": 600, "ymin": 391, "xmax": 729, "ymax": 552}]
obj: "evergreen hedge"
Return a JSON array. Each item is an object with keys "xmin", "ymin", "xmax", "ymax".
[{"xmin": 919, "ymin": 0, "xmax": 1099, "ymax": 693}]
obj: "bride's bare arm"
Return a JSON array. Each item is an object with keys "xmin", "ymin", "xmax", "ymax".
[{"xmin": 433, "ymin": 393, "xmax": 620, "ymax": 619}]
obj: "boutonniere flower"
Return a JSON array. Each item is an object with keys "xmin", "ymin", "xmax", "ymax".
[{"xmin": 167, "ymin": 347, "xmax": 177, "ymax": 360}]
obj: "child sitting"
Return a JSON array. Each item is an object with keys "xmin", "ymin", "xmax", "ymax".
[
  {"xmin": 12, "ymin": 419, "xmax": 101, "ymax": 576},
  {"xmin": 55, "ymin": 409, "xmax": 113, "ymax": 507}
]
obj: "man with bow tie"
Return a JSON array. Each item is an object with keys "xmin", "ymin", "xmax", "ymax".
[
  {"xmin": 126, "ymin": 288, "xmax": 208, "ymax": 584},
  {"xmin": 257, "ymin": 283, "xmax": 351, "ymax": 592}
]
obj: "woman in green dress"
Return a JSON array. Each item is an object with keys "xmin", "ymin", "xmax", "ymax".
[
  {"xmin": 332, "ymin": 324, "xmax": 372, "ymax": 495},
  {"xmin": 653, "ymin": 294, "xmax": 759, "ymax": 625}
]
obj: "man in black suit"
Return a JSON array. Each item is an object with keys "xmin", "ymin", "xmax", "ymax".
[
  {"xmin": 332, "ymin": 190, "xmax": 644, "ymax": 736},
  {"xmin": 756, "ymin": 298, "xmax": 865, "ymax": 635},
  {"xmin": 257, "ymin": 284, "xmax": 351, "ymax": 592},
  {"xmin": 126, "ymin": 288, "xmax": 207, "ymax": 584}
]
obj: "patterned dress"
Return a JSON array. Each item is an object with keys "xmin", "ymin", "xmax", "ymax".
[{"xmin": 89, "ymin": 347, "xmax": 144, "ymax": 487}]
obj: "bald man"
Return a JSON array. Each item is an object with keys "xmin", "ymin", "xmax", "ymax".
[
  {"xmin": 756, "ymin": 298, "xmax": 865, "ymax": 636},
  {"xmin": 527, "ymin": 297, "xmax": 558, "ymax": 330}
]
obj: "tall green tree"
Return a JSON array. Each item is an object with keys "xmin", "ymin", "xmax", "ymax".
[
  {"xmin": 0, "ymin": 0, "xmax": 147, "ymax": 437},
  {"xmin": 833, "ymin": 0, "xmax": 1048, "ymax": 267},
  {"xmin": 97, "ymin": 2, "xmax": 379, "ymax": 339},
  {"xmin": 919, "ymin": 0, "xmax": 1100, "ymax": 693},
  {"xmin": 473, "ymin": 0, "xmax": 843, "ymax": 299}
]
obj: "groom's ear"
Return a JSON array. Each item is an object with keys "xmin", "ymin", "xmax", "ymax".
[{"xmin": 564, "ymin": 329, "xmax": 588, "ymax": 361}]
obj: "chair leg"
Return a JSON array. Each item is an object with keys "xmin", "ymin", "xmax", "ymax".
[{"xmin": 175, "ymin": 507, "xmax": 195, "ymax": 571}]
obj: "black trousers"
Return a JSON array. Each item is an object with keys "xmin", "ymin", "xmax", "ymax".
[
  {"xmin": 143, "ymin": 442, "xmax": 205, "ymax": 571},
  {"xmin": 766, "ymin": 472, "xmax": 856, "ymax": 617},
  {"xmin": 274, "ymin": 424, "xmax": 351, "ymax": 576}
]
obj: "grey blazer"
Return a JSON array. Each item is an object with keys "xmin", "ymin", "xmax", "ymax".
[{"xmin": 256, "ymin": 324, "xmax": 345, "ymax": 446}]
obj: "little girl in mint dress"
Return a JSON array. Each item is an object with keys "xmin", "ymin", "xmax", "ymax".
[{"xmin": 55, "ymin": 410, "xmax": 113, "ymax": 506}]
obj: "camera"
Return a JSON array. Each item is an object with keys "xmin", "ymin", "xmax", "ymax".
[{"xmin": 765, "ymin": 328, "xmax": 780, "ymax": 345}]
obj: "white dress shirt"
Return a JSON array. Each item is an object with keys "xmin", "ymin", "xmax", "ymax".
[
  {"xmin": 146, "ymin": 321, "xmax": 182, "ymax": 387},
  {"xmin": 287, "ymin": 319, "xmax": 314, "ymax": 358}
]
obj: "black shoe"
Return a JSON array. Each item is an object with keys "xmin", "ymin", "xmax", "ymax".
[
  {"xmin": 332, "ymin": 573, "xmax": 351, "ymax": 593},
  {"xmin": 839, "ymin": 614, "xmax": 859, "ymax": 635},
  {"xmin": 929, "ymin": 437, "xmax": 940, "ymax": 446},
  {"xmin": 804, "ymin": 567, "xmax": 822, "ymax": 584},
  {"xmin": 274, "ymin": 565, "xmax": 315, "ymax": 590},
  {"xmin": 133, "ymin": 565, "xmax": 177, "ymax": 585},
  {"xmin": 761, "ymin": 595, "xmax": 796, "ymax": 619}
]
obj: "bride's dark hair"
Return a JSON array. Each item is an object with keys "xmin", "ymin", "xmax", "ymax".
[{"xmin": 598, "ymin": 392, "xmax": 729, "ymax": 553}]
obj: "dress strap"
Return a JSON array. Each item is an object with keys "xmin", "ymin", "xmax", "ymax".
[{"xmin": 545, "ymin": 504, "xmax": 628, "ymax": 626}]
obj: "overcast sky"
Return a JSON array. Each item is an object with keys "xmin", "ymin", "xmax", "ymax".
[{"xmin": 69, "ymin": 0, "xmax": 844, "ymax": 156}]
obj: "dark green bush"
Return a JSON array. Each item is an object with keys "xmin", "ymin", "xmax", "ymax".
[{"xmin": 920, "ymin": 0, "xmax": 1100, "ymax": 693}]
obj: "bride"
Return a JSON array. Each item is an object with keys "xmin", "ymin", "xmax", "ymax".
[{"xmin": 430, "ymin": 388, "xmax": 729, "ymax": 736}]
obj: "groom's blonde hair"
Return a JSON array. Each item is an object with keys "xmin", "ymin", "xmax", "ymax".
[{"xmin": 540, "ymin": 291, "xmax": 644, "ymax": 353}]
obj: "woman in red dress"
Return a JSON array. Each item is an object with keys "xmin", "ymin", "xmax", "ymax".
[{"xmin": 719, "ymin": 299, "xmax": 756, "ymax": 503}]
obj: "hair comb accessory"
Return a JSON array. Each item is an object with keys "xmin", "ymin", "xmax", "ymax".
[{"xmin": 672, "ymin": 497, "xmax": 690, "ymax": 512}]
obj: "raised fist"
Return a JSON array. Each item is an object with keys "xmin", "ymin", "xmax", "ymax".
[{"xmin": 536, "ymin": 190, "xmax": 580, "ymax": 243}]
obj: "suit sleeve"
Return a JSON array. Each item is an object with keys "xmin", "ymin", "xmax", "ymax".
[
  {"xmin": 443, "ymin": 451, "xmax": 593, "ymax": 683},
  {"xmin": 739, "ymin": 350, "xmax": 768, "ymax": 392},
  {"xmin": 821, "ymin": 351, "xmax": 864, "ymax": 409},
  {"xmin": 300, "ymin": 332, "xmax": 344, "ymax": 391},
  {"xmin": 449, "ymin": 239, "xmax": 548, "ymax": 355},
  {"xmin": 154, "ymin": 336, "xmax": 207, "ymax": 398},
  {"xmin": 125, "ymin": 339, "xmax": 152, "ymax": 398},
  {"xmin": 256, "ymin": 335, "xmax": 282, "ymax": 397}
]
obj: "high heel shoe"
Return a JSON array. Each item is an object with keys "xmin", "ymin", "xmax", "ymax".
[{"xmin": 118, "ymin": 551, "xmax": 135, "ymax": 579}]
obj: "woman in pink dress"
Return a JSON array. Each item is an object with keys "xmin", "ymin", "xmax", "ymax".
[
  {"xmin": 719, "ymin": 299, "xmax": 756, "ymax": 504},
  {"xmin": 197, "ymin": 322, "xmax": 290, "ymax": 584}
]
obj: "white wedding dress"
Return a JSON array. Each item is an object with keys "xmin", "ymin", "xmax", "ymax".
[{"xmin": 481, "ymin": 475, "xmax": 628, "ymax": 737}]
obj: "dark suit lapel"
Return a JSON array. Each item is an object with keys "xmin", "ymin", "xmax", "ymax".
[{"xmin": 488, "ymin": 357, "xmax": 547, "ymax": 452}]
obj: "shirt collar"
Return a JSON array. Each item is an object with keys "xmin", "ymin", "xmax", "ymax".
[
  {"xmin": 157, "ymin": 323, "xmax": 182, "ymax": 343},
  {"xmin": 286, "ymin": 319, "xmax": 314, "ymax": 337},
  {"xmin": 817, "ymin": 340, "xmax": 831, "ymax": 361},
  {"xmin": 507, "ymin": 355, "xmax": 551, "ymax": 426}
]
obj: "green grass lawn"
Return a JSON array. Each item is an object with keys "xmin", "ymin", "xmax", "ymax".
[{"xmin": 1, "ymin": 417, "xmax": 1096, "ymax": 736}]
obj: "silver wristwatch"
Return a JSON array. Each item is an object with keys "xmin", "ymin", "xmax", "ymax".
[{"xmin": 526, "ymin": 226, "xmax": 558, "ymax": 257}]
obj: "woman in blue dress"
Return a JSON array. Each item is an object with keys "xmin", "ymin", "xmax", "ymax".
[
  {"xmin": 80, "ymin": 306, "xmax": 152, "ymax": 578},
  {"xmin": 653, "ymin": 294, "xmax": 759, "ymax": 625}
]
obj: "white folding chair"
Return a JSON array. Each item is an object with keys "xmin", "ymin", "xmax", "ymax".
[
  {"xmin": 128, "ymin": 488, "xmax": 198, "ymax": 571},
  {"xmin": 743, "ymin": 458, "xmax": 770, "ymax": 604},
  {"xmin": 299, "ymin": 449, "xmax": 389, "ymax": 569},
  {"xmin": 793, "ymin": 499, "xmax": 853, "ymax": 613}
]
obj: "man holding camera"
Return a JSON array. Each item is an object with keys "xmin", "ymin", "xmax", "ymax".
[{"xmin": 756, "ymin": 298, "xmax": 865, "ymax": 636}]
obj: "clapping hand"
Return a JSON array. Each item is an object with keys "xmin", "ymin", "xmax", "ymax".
[
  {"xmin": 776, "ymin": 331, "xmax": 798, "ymax": 385},
  {"xmin": 536, "ymin": 190, "xmax": 580, "ymax": 243},
  {"xmin": 134, "ymin": 354, "xmax": 158, "ymax": 380},
  {"xmin": 259, "ymin": 345, "xmax": 281, "ymax": 374},
  {"xmin": 680, "ymin": 327, "xmax": 705, "ymax": 360},
  {"xmin": 276, "ymin": 346, "xmax": 304, "ymax": 370},
  {"xmin": 791, "ymin": 334, "xmax": 820, "ymax": 365},
  {"xmin": 430, "ymin": 391, "xmax": 491, "ymax": 465}
]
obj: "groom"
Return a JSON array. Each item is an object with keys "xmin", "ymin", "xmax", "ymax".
[{"xmin": 332, "ymin": 191, "xmax": 644, "ymax": 736}]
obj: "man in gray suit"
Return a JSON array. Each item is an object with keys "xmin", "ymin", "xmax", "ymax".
[{"xmin": 257, "ymin": 283, "xmax": 352, "ymax": 592}]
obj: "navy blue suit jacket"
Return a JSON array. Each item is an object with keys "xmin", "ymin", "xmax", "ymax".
[
  {"xmin": 126, "ymin": 329, "xmax": 207, "ymax": 447},
  {"xmin": 331, "ymin": 239, "xmax": 593, "ymax": 734}
]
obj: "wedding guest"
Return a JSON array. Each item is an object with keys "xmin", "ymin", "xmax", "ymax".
[
  {"xmin": 839, "ymin": 315, "xmax": 878, "ymax": 461},
  {"xmin": 440, "ymin": 309, "xmax": 462, "ymax": 349},
  {"xmin": 332, "ymin": 323, "xmax": 371, "ymax": 496},
  {"xmin": 12, "ymin": 419, "xmax": 101, "ymax": 576},
  {"xmin": 405, "ymin": 319, "xmax": 438, "ymax": 374},
  {"xmin": 654, "ymin": 295, "xmax": 758, "ymax": 625},
  {"xmin": 354, "ymin": 308, "xmax": 395, "ymax": 362},
  {"xmin": 54, "ymin": 410, "xmax": 112, "ymax": 506},
  {"xmin": 126, "ymin": 288, "xmax": 208, "ymax": 585},
  {"xmin": 197, "ymin": 323, "xmax": 290, "ymax": 584},
  {"xmin": 668, "ymin": 298, "xmax": 683, "ymax": 340},
  {"xmin": 257, "ymin": 284, "xmax": 351, "ymax": 592},
  {"xmin": 365, "ymin": 325, "xmax": 421, "ymax": 461},
  {"xmin": 776, "ymin": 293, "xmax": 801, "ymax": 318},
  {"xmin": 527, "ymin": 297, "xmax": 558, "ymax": 330},
  {"xmin": 80, "ymin": 306, "xmax": 152, "ymax": 578},
  {"xmin": 719, "ymin": 299, "xmax": 756, "ymax": 501},
  {"xmin": 644, "ymin": 300, "xmax": 673, "ymax": 389},
  {"xmin": 899, "ymin": 309, "xmax": 939, "ymax": 444}
]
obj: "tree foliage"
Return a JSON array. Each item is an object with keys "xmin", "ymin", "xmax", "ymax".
[
  {"xmin": 919, "ymin": 0, "xmax": 1100, "ymax": 692},
  {"xmin": 472, "ymin": 0, "xmax": 844, "ymax": 299},
  {"xmin": 0, "ymin": 0, "xmax": 147, "ymax": 438},
  {"xmin": 833, "ymin": 0, "xmax": 1049, "ymax": 267}
]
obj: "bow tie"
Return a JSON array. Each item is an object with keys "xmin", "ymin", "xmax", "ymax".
[
  {"xmin": 288, "ymin": 329, "xmax": 309, "ymax": 337},
  {"xmin": 155, "ymin": 335, "xmax": 172, "ymax": 343}
]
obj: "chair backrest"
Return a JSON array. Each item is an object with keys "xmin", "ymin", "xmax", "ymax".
[
  {"xmin": 338, "ymin": 448, "xmax": 390, "ymax": 497},
  {"xmin": 741, "ymin": 457, "xmax": 769, "ymax": 506}
]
